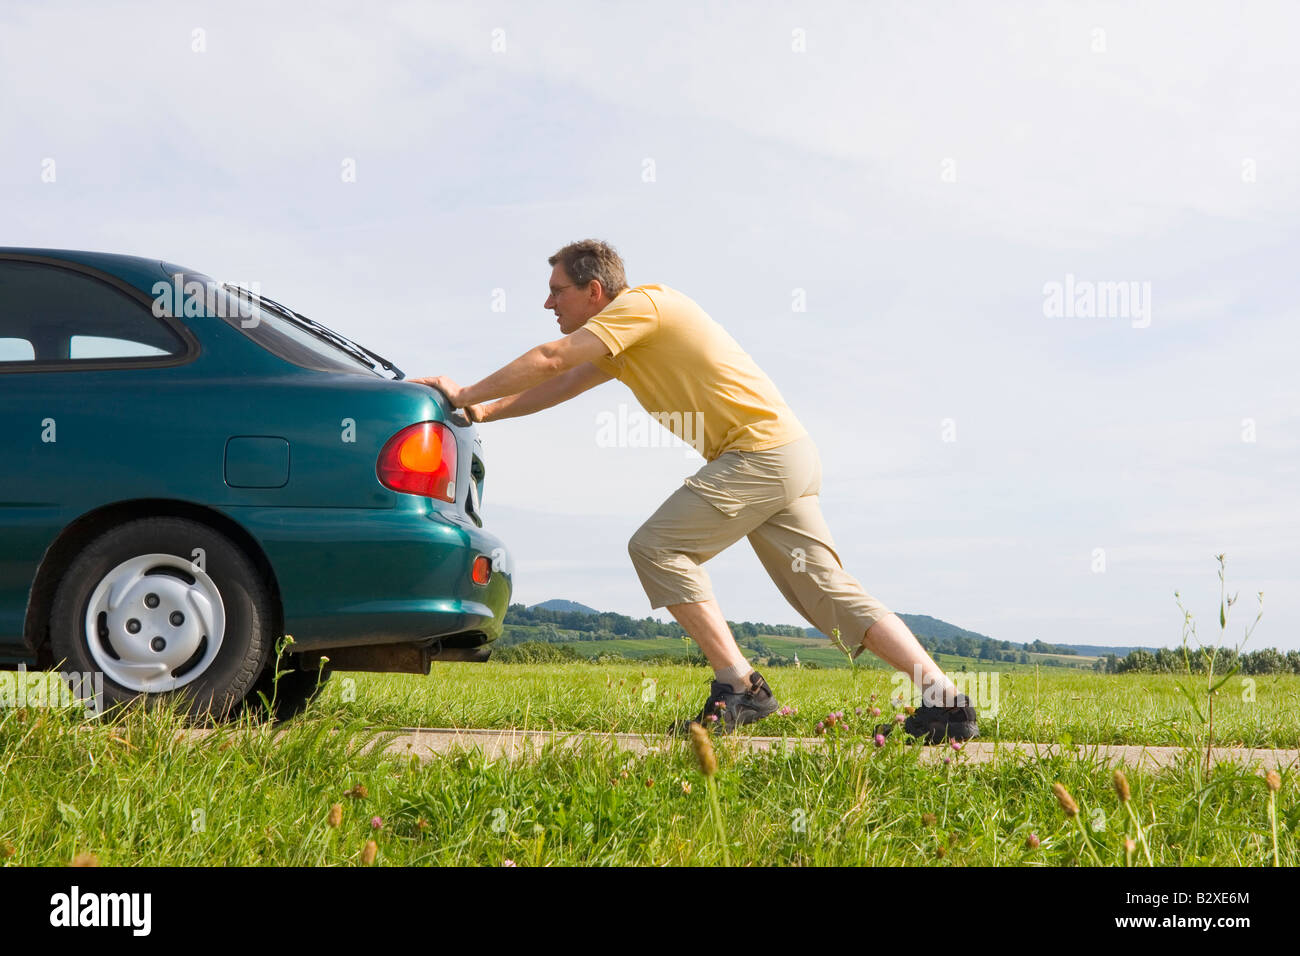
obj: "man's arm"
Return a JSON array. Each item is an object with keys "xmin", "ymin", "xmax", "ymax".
[
  {"xmin": 479, "ymin": 362, "xmax": 614, "ymax": 422},
  {"xmin": 410, "ymin": 328, "xmax": 610, "ymax": 408}
]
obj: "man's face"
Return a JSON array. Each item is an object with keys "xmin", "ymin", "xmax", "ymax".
[{"xmin": 545, "ymin": 263, "xmax": 608, "ymax": 335}]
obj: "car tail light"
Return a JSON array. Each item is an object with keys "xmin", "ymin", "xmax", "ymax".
[
  {"xmin": 377, "ymin": 422, "xmax": 458, "ymax": 502},
  {"xmin": 471, "ymin": 555, "xmax": 492, "ymax": 585}
]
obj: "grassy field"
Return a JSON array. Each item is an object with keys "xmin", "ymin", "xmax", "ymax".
[
  {"xmin": 319, "ymin": 662, "xmax": 1300, "ymax": 748},
  {"xmin": 513, "ymin": 627, "xmax": 1101, "ymax": 672},
  {"xmin": 1, "ymin": 663, "xmax": 1295, "ymax": 866}
]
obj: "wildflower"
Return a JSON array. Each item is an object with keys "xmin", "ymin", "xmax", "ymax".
[
  {"xmin": 1052, "ymin": 782, "xmax": 1079, "ymax": 818},
  {"xmin": 1265, "ymin": 770, "xmax": 1282, "ymax": 792},
  {"xmin": 1113, "ymin": 769, "xmax": 1131, "ymax": 803},
  {"xmin": 921, "ymin": 813, "xmax": 937, "ymax": 827},
  {"xmin": 873, "ymin": 733, "xmax": 886, "ymax": 747},
  {"xmin": 869, "ymin": 694, "xmax": 877, "ymax": 702},
  {"xmin": 943, "ymin": 756, "xmax": 951, "ymax": 765},
  {"xmin": 680, "ymin": 780, "xmax": 692, "ymax": 794},
  {"xmin": 71, "ymin": 852, "xmax": 98, "ymax": 867},
  {"xmin": 689, "ymin": 722, "xmax": 717, "ymax": 777},
  {"xmin": 1025, "ymin": 832, "xmax": 1040, "ymax": 850},
  {"xmin": 1124, "ymin": 838, "xmax": 1136, "ymax": 853},
  {"xmin": 371, "ymin": 816, "xmax": 383, "ymax": 830},
  {"xmin": 854, "ymin": 707, "xmax": 862, "ymax": 715},
  {"xmin": 645, "ymin": 777, "xmax": 655, "ymax": 788},
  {"xmin": 935, "ymin": 846, "xmax": 946, "ymax": 859},
  {"xmin": 327, "ymin": 804, "xmax": 343, "ymax": 828},
  {"xmin": 894, "ymin": 713, "xmax": 906, "ymax": 724},
  {"xmin": 904, "ymin": 705, "xmax": 916, "ymax": 715},
  {"xmin": 416, "ymin": 819, "xmax": 429, "ymax": 833},
  {"xmin": 950, "ymin": 740, "xmax": 963, "ymax": 752},
  {"xmin": 716, "ymin": 700, "xmax": 725, "ymax": 709},
  {"xmin": 816, "ymin": 721, "xmax": 825, "ymax": 733},
  {"xmin": 345, "ymin": 784, "xmax": 368, "ymax": 800},
  {"xmin": 503, "ymin": 859, "xmax": 517, "ymax": 867},
  {"xmin": 620, "ymin": 769, "xmax": 629, "ymax": 779},
  {"xmin": 707, "ymin": 713, "xmax": 719, "ymax": 722},
  {"xmin": 361, "ymin": 840, "xmax": 377, "ymax": 865}
]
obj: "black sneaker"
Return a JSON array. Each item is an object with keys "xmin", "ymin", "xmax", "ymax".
[
  {"xmin": 670, "ymin": 671, "xmax": 781, "ymax": 735},
  {"xmin": 875, "ymin": 693, "xmax": 979, "ymax": 744}
]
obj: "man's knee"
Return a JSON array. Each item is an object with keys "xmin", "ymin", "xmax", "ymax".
[{"xmin": 627, "ymin": 524, "xmax": 658, "ymax": 570}]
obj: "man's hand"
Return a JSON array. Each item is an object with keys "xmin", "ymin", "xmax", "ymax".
[{"xmin": 408, "ymin": 375, "xmax": 465, "ymax": 407}]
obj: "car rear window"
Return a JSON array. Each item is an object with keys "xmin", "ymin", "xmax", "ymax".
[{"xmin": 169, "ymin": 272, "xmax": 383, "ymax": 376}]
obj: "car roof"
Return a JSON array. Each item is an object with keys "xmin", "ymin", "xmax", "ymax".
[{"xmin": 0, "ymin": 247, "xmax": 193, "ymax": 295}]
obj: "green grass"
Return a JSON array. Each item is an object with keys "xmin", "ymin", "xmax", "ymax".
[
  {"xmin": 1, "ymin": 693, "xmax": 1294, "ymax": 866},
  {"xmin": 314, "ymin": 662, "xmax": 1300, "ymax": 749}
]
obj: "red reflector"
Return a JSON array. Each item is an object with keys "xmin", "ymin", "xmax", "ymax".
[
  {"xmin": 472, "ymin": 555, "xmax": 492, "ymax": 586},
  {"xmin": 377, "ymin": 422, "xmax": 458, "ymax": 502}
]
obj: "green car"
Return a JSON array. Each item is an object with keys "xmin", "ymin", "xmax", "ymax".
[{"xmin": 0, "ymin": 248, "xmax": 512, "ymax": 719}]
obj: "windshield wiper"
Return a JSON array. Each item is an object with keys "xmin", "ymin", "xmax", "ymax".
[{"xmin": 222, "ymin": 283, "xmax": 404, "ymax": 380}]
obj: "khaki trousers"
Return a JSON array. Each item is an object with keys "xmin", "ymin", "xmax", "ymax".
[{"xmin": 627, "ymin": 434, "xmax": 892, "ymax": 644}]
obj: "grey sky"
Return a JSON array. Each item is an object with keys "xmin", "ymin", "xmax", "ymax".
[{"xmin": 3, "ymin": 1, "xmax": 1296, "ymax": 650}]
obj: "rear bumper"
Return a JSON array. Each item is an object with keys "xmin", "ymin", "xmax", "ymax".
[{"xmin": 224, "ymin": 503, "xmax": 513, "ymax": 653}]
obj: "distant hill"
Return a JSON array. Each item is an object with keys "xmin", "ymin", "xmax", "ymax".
[
  {"xmin": 530, "ymin": 599, "xmax": 600, "ymax": 616},
  {"xmin": 807, "ymin": 613, "xmax": 993, "ymax": 645},
  {"xmin": 503, "ymin": 602, "xmax": 1298, "ymax": 671},
  {"xmin": 521, "ymin": 602, "xmax": 1152, "ymax": 659}
]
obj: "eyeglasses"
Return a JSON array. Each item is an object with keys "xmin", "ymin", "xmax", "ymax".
[{"xmin": 548, "ymin": 284, "xmax": 574, "ymax": 297}]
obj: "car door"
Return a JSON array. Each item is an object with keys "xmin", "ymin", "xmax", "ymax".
[{"xmin": 0, "ymin": 256, "xmax": 197, "ymax": 655}]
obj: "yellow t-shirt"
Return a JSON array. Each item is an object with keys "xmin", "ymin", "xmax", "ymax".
[{"xmin": 581, "ymin": 284, "xmax": 807, "ymax": 462}]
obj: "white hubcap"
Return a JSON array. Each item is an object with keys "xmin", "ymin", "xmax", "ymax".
[{"xmin": 84, "ymin": 553, "xmax": 226, "ymax": 693}]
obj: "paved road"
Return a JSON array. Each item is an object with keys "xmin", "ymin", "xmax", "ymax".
[{"xmin": 364, "ymin": 727, "xmax": 1300, "ymax": 771}]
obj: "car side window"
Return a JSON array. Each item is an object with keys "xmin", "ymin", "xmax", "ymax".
[
  {"xmin": 0, "ymin": 260, "xmax": 185, "ymax": 366},
  {"xmin": 69, "ymin": 335, "xmax": 171, "ymax": 359},
  {"xmin": 0, "ymin": 336, "xmax": 36, "ymax": 361}
]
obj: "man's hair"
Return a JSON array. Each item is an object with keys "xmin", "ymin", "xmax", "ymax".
[{"xmin": 548, "ymin": 239, "xmax": 628, "ymax": 299}]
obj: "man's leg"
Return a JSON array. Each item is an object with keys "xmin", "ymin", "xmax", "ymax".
[
  {"xmin": 663, "ymin": 597, "xmax": 752, "ymax": 690},
  {"xmin": 628, "ymin": 479, "xmax": 784, "ymax": 692},
  {"xmin": 859, "ymin": 613, "xmax": 959, "ymax": 707},
  {"xmin": 746, "ymin": 494, "xmax": 960, "ymax": 706}
]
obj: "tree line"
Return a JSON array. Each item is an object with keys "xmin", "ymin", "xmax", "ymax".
[
  {"xmin": 1097, "ymin": 647, "xmax": 1300, "ymax": 675},
  {"xmin": 502, "ymin": 603, "xmax": 808, "ymax": 642}
]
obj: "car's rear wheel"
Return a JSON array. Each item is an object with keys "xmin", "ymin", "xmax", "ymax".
[{"xmin": 49, "ymin": 517, "xmax": 274, "ymax": 721}]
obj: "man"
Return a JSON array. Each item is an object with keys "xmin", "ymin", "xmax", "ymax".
[{"xmin": 412, "ymin": 240, "xmax": 978, "ymax": 742}]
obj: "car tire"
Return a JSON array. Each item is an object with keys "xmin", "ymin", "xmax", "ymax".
[
  {"xmin": 244, "ymin": 662, "xmax": 331, "ymax": 722},
  {"xmin": 48, "ymin": 516, "xmax": 274, "ymax": 722}
]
